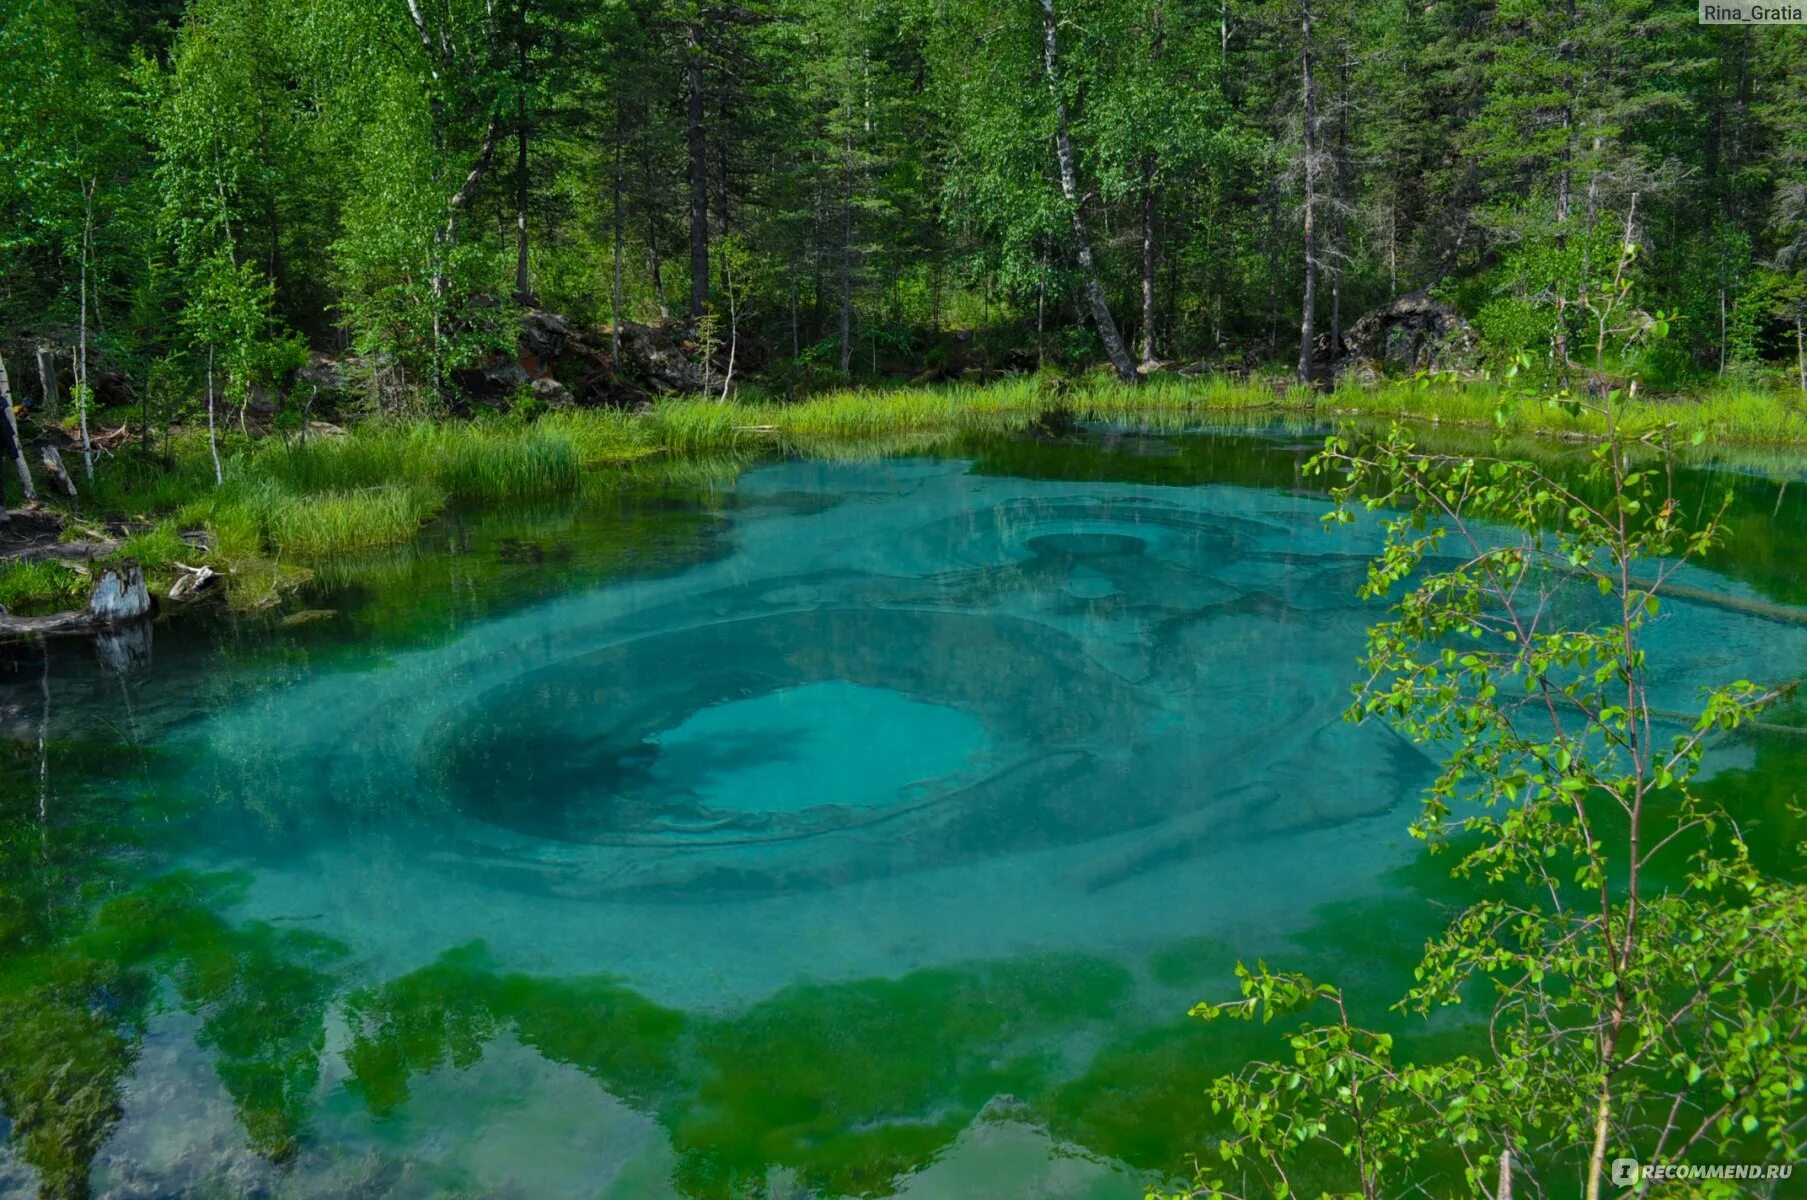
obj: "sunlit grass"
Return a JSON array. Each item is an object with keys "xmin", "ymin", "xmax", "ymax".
[
  {"xmin": 1315, "ymin": 376, "xmax": 1807, "ymax": 445},
  {"xmin": 255, "ymin": 421, "xmax": 587, "ymax": 498},
  {"xmin": 111, "ymin": 519, "xmax": 190, "ymax": 567},
  {"xmin": 536, "ymin": 409, "xmax": 660, "ymax": 466},
  {"xmin": 176, "ymin": 478, "xmax": 446, "ymax": 558},
  {"xmin": 262, "ymin": 484, "xmax": 446, "ymax": 555},
  {"xmin": 0, "ymin": 558, "xmax": 88, "ymax": 615},
  {"xmin": 433, "ymin": 427, "xmax": 578, "ymax": 499}
]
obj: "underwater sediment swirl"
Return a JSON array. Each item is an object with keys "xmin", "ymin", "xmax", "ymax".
[{"xmin": 182, "ymin": 461, "xmax": 1430, "ymax": 906}]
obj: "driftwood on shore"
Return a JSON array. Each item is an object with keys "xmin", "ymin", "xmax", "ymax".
[
  {"xmin": 38, "ymin": 445, "xmax": 77, "ymax": 498},
  {"xmin": 0, "ymin": 563, "xmax": 150, "ymax": 639}
]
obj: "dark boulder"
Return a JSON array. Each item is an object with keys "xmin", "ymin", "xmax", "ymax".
[
  {"xmin": 611, "ymin": 320, "xmax": 710, "ymax": 396},
  {"xmin": 529, "ymin": 377, "xmax": 574, "ymax": 408},
  {"xmin": 94, "ymin": 370, "xmax": 136, "ymax": 408},
  {"xmin": 518, "ymin": 310, "xmax": 573, "ymax": 376},
  {"xmin": 1341, "ymin": 290, "xmax": 1479, "ymax": 376},
  {"xmin": 295, "ymin": 352, "xmax": 353, "ymax": 395}
]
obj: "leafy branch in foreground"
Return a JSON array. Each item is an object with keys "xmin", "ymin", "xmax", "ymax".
[{"xmin": 1161, "ymin": 398, "xmax": 1807, "ymax": 1200}]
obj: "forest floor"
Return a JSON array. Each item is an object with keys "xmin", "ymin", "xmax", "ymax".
[{"xmin": 2, "ymin": 371, "xmax": 1805, "ymax": 619}]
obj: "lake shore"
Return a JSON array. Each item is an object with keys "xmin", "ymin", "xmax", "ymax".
[{"xmin": 4, "ymin": 372, "xmax": 1805, "ymax": 617}]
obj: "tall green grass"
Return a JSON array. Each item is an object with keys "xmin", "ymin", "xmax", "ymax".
[
  {"xmin": 0, "ymin": 558, "xmax": 88, "ymax": 615},
  {"xmin": 176, "ymin": 477, "xmax": 446, "ymax": 558},
  {"xmin": 255, "ymin": 421, "xmax": 588, "ymax": 498},
  {"xmin": 262, "ymin": 485, "xmax": 445, "ymax": 555},
  {"xmin": 537, "ymin": 408, "xmax": 658, "ymax": 465},
  {"xmin": 640, "ymin": 372, "xmax": 1807, "ymax": 450},
  {"xmin": 641, "ymin": 374, "xmax": 1290, "ymax": 450}
]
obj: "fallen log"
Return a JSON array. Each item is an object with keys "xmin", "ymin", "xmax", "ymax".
[
  {"xmin": 0, "ymin": 563, "xmax": 151, "ymax": 640},
  {"xmin": 167, "ymin": 562, "xmax": 219, "ymax": 601},
  {"xmin": 10, "ymin": 537, "xmax": 121, "ymax": 564},
  {"xmin": 1636, "ymin": 577, "xmax": 1807, "ymax": 628}
]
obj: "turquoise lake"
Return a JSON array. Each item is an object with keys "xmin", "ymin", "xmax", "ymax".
[{"xmin": 2, "ymin": 426, "xmax": 1804, "ymax": 1199}]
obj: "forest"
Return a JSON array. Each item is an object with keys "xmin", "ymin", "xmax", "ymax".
[{"xmin": 4, "ymin": 0, "xmax": 1806, "ymax": 432}]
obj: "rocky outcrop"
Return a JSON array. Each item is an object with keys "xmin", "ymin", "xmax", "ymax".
[
  {"xmin": 1341, "ymin": 290, "xmax": 1479, "ymax": 376},
  {"xmin": 458, "ymin": 309, "xmax": 717, "ymax": 406},
  {"xmin": 528, "ymin": 377, "xmax": 573, "ymax": 408},
  {"xmin": 293, "ymin": 309, "xmax": 731, "ymax": 410},
  {"xmin": 518, "ymin": 309, "xmax": 573, "ymax": 374},
  {"xmin": 295, "ymin": 352, "xmax": 354, "ymax": 396},
  {"xmin": 611, "ymin": 320, "xmax": 715, "ymax": 395}
]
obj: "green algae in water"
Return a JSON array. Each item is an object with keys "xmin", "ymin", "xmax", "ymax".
[
  {"xmin": 339, "ymin": 941, "xmax": 689, "ymax": 1142},
  {"xmin": 671, "ymin": 954, "xmax": 1133, "ymax": 1197},
  {"xmin": 1, "ymin": 427, "xmax": 1805, "ymax": 1198}
]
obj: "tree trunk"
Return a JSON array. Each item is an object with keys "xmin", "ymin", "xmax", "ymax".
[
  {"xmin": 206, "ymin": 349, "xmax": 223, "ymax": 487},
  {"xmin": 88, "ymin": 564, "xmax": 151, "ymax": 623},
  {"xmin": 1037, "ymin": 275, "xmax": 1046, "ymax": 370},
  {"xmin": 1138, "ymin": 9, "xmax": 1164, "ymax": 369},
  {"xmin": 1296, "ymin": 0, "xmax": 1319, "ymax": 386},
  {"xmin": 715, "ymin": 93, "xmax": 733, "ymax": 297},
  {"xmin": 1556, "ymin": 112, "xmax": 1572, "ymax": 232},
  {"xmin": 1329, "ymin": 39, "xmax": 1349, "ymax": 381},
  {"xmin": 648, "ymin": 238, "xmax": 670, "ymax": 320},
  {"xmin": 78, "ymin": 182, "xmax": 95, "ymax": 480},
  {"xmin": 721, "ymin": 253, "xmax": 739, "ymax": 399},
  {"xmin": 0, "ymin": 565, "xmax": 151, "ymax": 639},
  {"xmin": 1555, "ymin": 0, "xmax": 1576, "ymax": 239},
  {"xmin": 1720, "ymin": 288, "xmax": 1728, "ymax": 376},
  {"xmin": 514, "ymin": 34, "xmax": 531, "ymax": 305},
  {"xmin": 1797, "ymin": 314, "xmax": 1805, "ymax": 393},
  {"xmin": 641, "ymin": 144, "xmax": 671, "ymax": 320},
  {"xmin": 611, "ymin": 122, "xmax": 624, "ymax": 362},
  {"xmin": 35, "ymin": 346, "xmax": 60, "ymax": 421},
  {"xmin": 811, "ymin": 178, "xmax": 825, "ymax": 340},
  {"xmin": 685, "ymin": 24, "xmax": 710, "ymax": 319},
  {"xmin": 0, "ymin": 356, "xmax": 35, "ymax": 506},
  {"xmin": 839, "ymin": 127, "xmax": 855, "ymax": 375},
  {"xmin": 1140, "ymin": 156, "xmax": 1158, "ymax": 368},
  {"xmin": 1038, "ymin": 0, "xmax": 1138, "ymax": 384}
]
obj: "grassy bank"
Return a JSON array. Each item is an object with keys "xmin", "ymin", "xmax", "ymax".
[
  {"xmin": 3, "ymin": 372, "xmax": 1803, "ymax": 615},
  {"xmin": 644, "ymin": 373, "xmax": 1807, "ymax": 447}
]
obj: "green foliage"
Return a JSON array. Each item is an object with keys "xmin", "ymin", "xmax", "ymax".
[
  {"xmin": 181, "ymin": 250, "xmax": 308, "ymax": 414},
  {"xmin": 1164, "ymin": 401, "xmax": 1807, "ymax": 1199},
  {"xmin": 3, "ymin": 0, "xmax": 1806, "ymax": 426},
  {"xmin": 1472, "ymin": 295, "xmax": 1553, "ymax": 364}
]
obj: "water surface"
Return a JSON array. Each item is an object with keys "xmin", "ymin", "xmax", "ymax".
[{"xmin": 2, "ymin": 425, "xmax": 1804, "ymax": 1199}]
